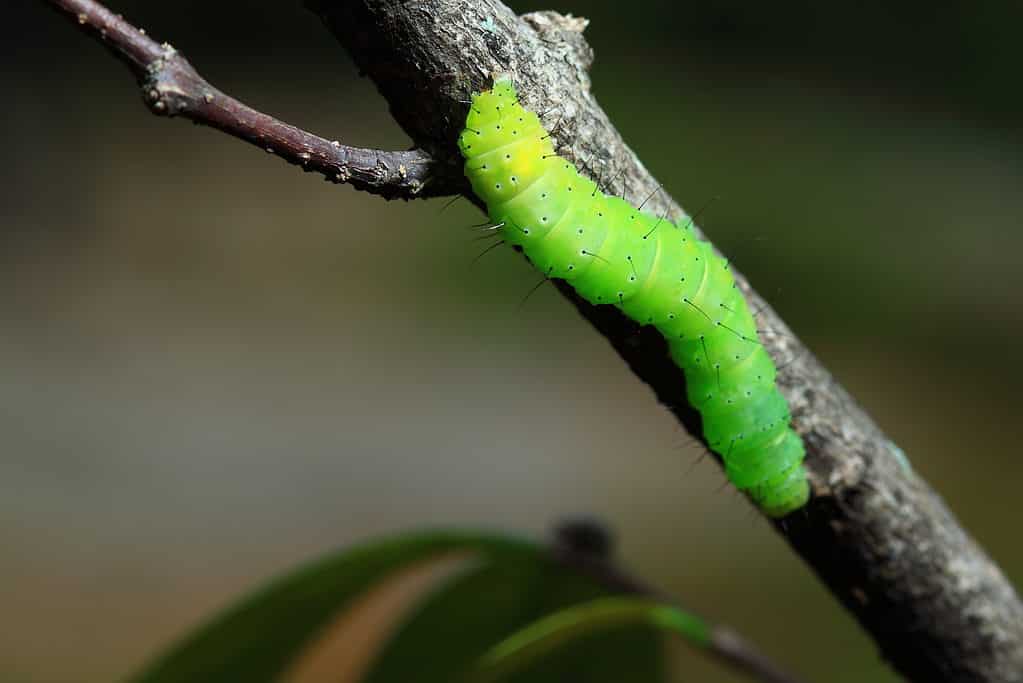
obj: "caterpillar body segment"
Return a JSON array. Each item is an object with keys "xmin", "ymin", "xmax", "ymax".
[{"xmin": 459, "ymin": 79, "xmax": 809, "ymax": 517}]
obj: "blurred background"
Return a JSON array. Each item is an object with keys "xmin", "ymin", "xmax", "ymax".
[{"xmin": 4, "ymin": 1, "xmax": 1022, "ymax": 681}]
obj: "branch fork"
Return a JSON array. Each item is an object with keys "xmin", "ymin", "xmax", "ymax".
[{"xmin": 54, "ymin": 0, "xmax": 450, "ymax": 199}]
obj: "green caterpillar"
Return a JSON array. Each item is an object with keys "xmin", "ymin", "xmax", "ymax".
[{"xmin": 458, "ymin": 79, "xmax": 809, "ymax": 517}]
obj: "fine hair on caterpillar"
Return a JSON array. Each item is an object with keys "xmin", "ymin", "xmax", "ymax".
[{"xmin": 458, "ymin": 78, "xmax": 810, "ymax": 517}]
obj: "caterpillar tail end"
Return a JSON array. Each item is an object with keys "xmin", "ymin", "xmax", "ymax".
[
  {"xmin": 751, "ymin": 458, "xmax": 810, "ymax": 518},
  {"xmin": 758, "ymin": 480, "xmax": 810, "ymax": 518}
]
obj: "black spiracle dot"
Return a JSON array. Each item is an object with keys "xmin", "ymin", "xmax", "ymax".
[
  {"xmin": 629, "ymin": 275, "xmax": 636, "ymax": 282},
  {"xmin": 567, "ymin": 264, "xmax": 575, "ymax": 270},
  {"xmin": 510, "ymin": 176, "xmax": 518, "ymax": 183},
  {"xmin": 494, "ymin": 183, "xmax": 502, "ymax": 190},
  {"xmin": 540, "ymin": 192, "xmax": 548, "ymax": 199},
  {"xmin": 522, "ymin": 227, "xmax": 531, "ymax": 234},
  {"xmin": 577, "ymin": 228, "xmax": 584, "ymax": 234},
  {"xmin": 505, "ymin": 154, "xmax": 511, "ymax": 160},
  {"xmin": 512, "ymin": 130, "xmax": 518, "ymax": 135},
  {"xmin": 668, "ymin": 313, "xmax": 675, "ymax": 320},
  {"xmin": 541, "ymin": 216, "xmax": 548, "ymax": 222}
]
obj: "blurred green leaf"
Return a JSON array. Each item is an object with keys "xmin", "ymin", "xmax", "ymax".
[
  {"xmin": 134, "ymin": 530, "xmax": 535, "ymax": 683},
  {"xmin": 361, "ymin": 547, "xmax": 666, "ymax": 683},
  {"xmin": 473, "ymin": 597, "xmax": 709, "ymax": 682}
]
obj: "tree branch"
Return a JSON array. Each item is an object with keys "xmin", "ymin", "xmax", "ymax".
[
  {"xmin": 45, "ymin": 0, "xmax": 461, "ymax": 199},
  {"xmin": 41, "ymin": 0, "xmax": 1023, "ymax": 681},
  {"xmin": 302, "ymin": 2, "xmax": 1023, "ymax": 681}
]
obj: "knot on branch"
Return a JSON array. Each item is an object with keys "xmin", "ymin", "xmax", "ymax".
[{"xmin": 142, "ymin": 44, "xmax": 202, "ymax": 117}]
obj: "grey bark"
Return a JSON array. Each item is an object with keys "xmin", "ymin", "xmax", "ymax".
[{"xmin": 305, "ymin": 1, "xmax": 1023, "ymax": 681}]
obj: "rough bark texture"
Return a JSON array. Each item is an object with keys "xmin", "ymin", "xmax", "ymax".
[{"xmin": 305, "ymin": 1, "xmax": 1023, "ymax": 681}]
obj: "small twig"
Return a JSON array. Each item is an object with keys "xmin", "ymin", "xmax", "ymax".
[
  {"xmin": 44, "ymin": 0, "xmax": 458, "ymax": 200},
  {"xmin": 550, "ymin": 519, "xmax": 808, "ymax": 683}
]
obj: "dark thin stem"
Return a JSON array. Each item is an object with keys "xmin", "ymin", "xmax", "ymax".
[
  {"xmin": 550, "ymin": 519, "xmax": 808, "ymax": 683},
  {"xmin": 43, "ymin": 0, "xmax": 457, "ymax": 200}
]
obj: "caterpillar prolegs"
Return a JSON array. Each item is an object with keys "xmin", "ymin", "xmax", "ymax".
[{"xmin": 458, "ymin": 79, "xmax": 808, "ymax": 517}]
